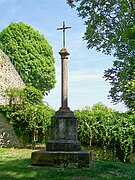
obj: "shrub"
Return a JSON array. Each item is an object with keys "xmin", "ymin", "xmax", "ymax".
[{"xmin": 75, "ymin": 105, "xmax": 135, "ymax": 162}]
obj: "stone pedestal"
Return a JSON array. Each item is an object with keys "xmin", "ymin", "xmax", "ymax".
[
  {"xmin": 31, "ymin": 108, "xmax": 92, "ymax": 167},
  {"xmin": 31, "ymin": 150, "xmax": 92, "ymax": 168},
  {"xmin": 46, "ymin": 108, "xmax": 81, "ymax": 151}
]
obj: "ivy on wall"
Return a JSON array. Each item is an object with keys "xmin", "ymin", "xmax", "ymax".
[{"xmin": 0, "ymin": 86, "xmax": 55, "ymax": 147}]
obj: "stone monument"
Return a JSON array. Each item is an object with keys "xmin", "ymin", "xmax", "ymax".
[{"xmin": 31, "ymin": 22, "xmax": 92, "ymax": 167}]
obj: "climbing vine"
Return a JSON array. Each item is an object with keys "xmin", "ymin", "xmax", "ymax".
[{"xmin": 0, "ymin": 86, "xmax": 55, "ymax": 146}]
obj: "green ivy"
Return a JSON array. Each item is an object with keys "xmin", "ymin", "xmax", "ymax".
[{"xmin": 0, "ymin": 86, "xmax": 55, "ymax": 146}]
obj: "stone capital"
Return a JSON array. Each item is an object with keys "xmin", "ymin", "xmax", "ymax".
[{"xmin": 59, "ymin": 48, "xmax": 70, "ymax": 57}]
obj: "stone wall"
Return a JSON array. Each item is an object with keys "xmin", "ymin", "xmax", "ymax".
[
  {"xmin": 0, "ymin": 112, "xmax": 23, "ymax": 147},
  {"xmin": 0, "ymin": 49, "xmax": 25, "ymax": 105},
  {"xmin": 0, "ymin": 49, "xmax": 24, "ymax": 147}
]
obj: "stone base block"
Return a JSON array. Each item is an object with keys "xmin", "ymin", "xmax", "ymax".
[
  {"xmin": 46, "ymin": 140, "xmax": 81, "ymax": 151},
  {"xmin": 31, "ymin": 150, "xmax": 92, "ymax": 168}
]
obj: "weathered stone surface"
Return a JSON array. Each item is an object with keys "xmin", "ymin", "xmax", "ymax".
[
  {"xmin": 59, "ymin": 48, "xmax": 70, "ymax": 108},
  {"xmin": 46, "ymin": 108, "xmax": 81, "ymax": 151},
  {"xmin": 0, "ymin": 49, "xmax": 24, "ymax": 105},
  {"xmin": 0, "ymin": 113, "xmax": 23, "ymax": 147},
  {"xmin": 0, "ymin": 49, "xmax": 24, "ymax": 147},
  {"xmin": 46, "ymin": 140, "xmax": 81, "ymax": 152},
  {"xmin": 31, "ymin": 150, "xmax": 92, "ymax": 168}
]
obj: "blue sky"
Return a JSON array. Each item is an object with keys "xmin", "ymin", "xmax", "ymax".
[{"xmin": 0, "ymin": 0, "xmax": 126, "ymax": 111}]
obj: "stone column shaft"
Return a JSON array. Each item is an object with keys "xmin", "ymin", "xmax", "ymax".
[
  {"xmin": 61, "ymin": 56, "xmax": 68, "ymax": 108},
  {"xmin": 59, "ymin": 48, "xmax": 69, "ymax": 109}
]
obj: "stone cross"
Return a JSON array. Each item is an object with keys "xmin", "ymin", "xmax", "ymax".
[
  {"xmin": 57, "ymin": 22, "xmax": 71, "ymax": 109},
  {"xmin": 31, "ymin": 22, "xmax": 91, "ymax": 167},
  {"xmin": 57, "ymin": 21, "xmax": 71, "ymax": 48}
]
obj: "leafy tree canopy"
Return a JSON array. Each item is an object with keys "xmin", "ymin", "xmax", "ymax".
[
  {"xmin": 67, "ymin": 0, "xmax": 135, "ymax": 110},
  {"xmin": 91, "ymin": 102, "xmax": 114, "ymax": 112},
  {"xmin": 0, "ymin": 22, "xmax": 56, "ymax": 94}
]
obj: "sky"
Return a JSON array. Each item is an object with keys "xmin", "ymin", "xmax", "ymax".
[{"xmin": 0, "ymin": 0, "xmax": 127, "ymax": 112}]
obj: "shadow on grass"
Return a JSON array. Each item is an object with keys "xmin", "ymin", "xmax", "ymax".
[
  {"xmin": 0, "ymin": 157, "xmax": 135, "ymax": 180},
  {"xmin": 0, "ymin": 157, "xmax": 88, "ymax": 180}
]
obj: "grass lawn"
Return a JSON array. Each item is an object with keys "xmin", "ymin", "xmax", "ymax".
[{"xmin": 0, "ymin": 148, "xmax": 135, "ymax": 180}]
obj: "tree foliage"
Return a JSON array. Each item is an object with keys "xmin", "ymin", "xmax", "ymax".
[
  {"xmin": 75, "ymin": 105, "xmax": 135, "ymax": 162},
  {"xmin": 0, "ymin": 22, "xmax": 56, "ymax": 94},
  {"xmin": 91, "ymin": 102, "xmax": 114, "ymax": 112},
  {"xmin": 67, "ymin": 0, "xmax": 135, "ymax": 110}
]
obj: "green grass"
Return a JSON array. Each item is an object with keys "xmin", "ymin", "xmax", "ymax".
[{"xmin": 0, "ymin": 148, "xmax": 135, "ymax": 180}]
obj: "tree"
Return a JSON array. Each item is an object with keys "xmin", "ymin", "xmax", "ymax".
[
  {"xmin": 91, "ymin": 102, "xmax": 114, "ymax": 112},
  {"xmin": 0, "ymin": 22, "xmax": 56, "ymax": 94},
  {"xmin": 67, "ymin": 0, "xmax": 135, "ymax": 110}
]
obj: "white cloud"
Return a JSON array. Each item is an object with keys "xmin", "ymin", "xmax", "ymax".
[{"xmin": 69, "ymin": 70, "xmax": 102, "ymax": 82}]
